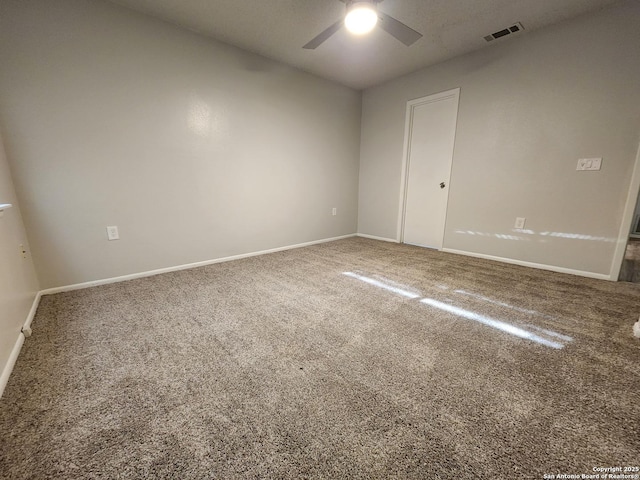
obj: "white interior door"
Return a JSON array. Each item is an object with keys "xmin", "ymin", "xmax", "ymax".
[{"xmin": 401, "ymin": 88, "xmax": 459, "ymax": 249}]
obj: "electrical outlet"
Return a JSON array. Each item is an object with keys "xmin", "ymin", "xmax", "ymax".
[
  {"xmin": 0, "ymin": 203, "xmax": 11, "ymax": 218},
  {"xmin": 514, "ymin": 217, "xmax": 526, "ymax": 229},
  {"xmin": 106, "ymin": 226, "xmax": 119, "ymax": 241},
  {"xmin": 332, "ymin": 208, "xmax": 337, "ymax": 216}
]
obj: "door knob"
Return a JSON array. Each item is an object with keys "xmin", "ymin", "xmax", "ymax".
[{"xmin": 440, "ymin": 182, "xmax": 446, "ymax": 189}]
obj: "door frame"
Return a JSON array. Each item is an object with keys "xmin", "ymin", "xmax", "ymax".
[
  {"xmin": 610, "ymin": 138, "xmax": 640, "ymax": 280},
  {"xmin": 396, "ymin": 88, "xmax": 460, "ymax": 246}
]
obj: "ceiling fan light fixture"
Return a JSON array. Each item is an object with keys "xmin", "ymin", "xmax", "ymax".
[
  {"xmin": 303, "ymin": 0, "xmax": 421, "ymax": 50},
  {"xmin": 344, "ymin": 2, "xmax": 378, "ymax": 35}
]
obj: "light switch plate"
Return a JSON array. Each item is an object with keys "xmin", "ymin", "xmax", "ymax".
[{"xmin": 514, "ymin": 217, "xmax": 526, "ymax": 229}]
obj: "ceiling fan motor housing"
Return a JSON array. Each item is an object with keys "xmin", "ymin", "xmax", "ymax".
[{"xmin": 344, "ymin": 0, "xmax": 382, "ymax": 10}]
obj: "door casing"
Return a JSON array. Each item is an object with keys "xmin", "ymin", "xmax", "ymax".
[{"xmin": 397, "ymin": 88, "xmax": 460, "ymax": 248}]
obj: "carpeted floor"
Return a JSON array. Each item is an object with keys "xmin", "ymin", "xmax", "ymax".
[{"xmin": 1, "ymin": 237, "xmax": 639, "ymax": 479}]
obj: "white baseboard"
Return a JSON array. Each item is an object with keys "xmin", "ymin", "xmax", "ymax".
[
  {"xmin": 0, "ymin": 334, "xmax": 25, "ymax": 399},
  {"xmin": 357, "ymin": 233, "xmax": 399, "ymax": 243},
  {"xmin": 442, "ymin": 248, "xmax": 612, "ymax": 281},
  {"xmin": 41, "ymin": 234, "xmax": 357, "ymax": 295},
  {"xmin": 0, "ymin": 291, "xmax": 41, "ymax": 399},
  {"xmin": 22, "ymin": 291, "xmax": 42, "ymax": 332},
  {"xmin": 356, "ymin": 237, "xmax": 609, "ymax": 280}
]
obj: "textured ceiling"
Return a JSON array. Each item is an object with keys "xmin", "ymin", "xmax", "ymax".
[{"xmin": 105, "ymin": 0, "xmax": 620, "ymax": 89}]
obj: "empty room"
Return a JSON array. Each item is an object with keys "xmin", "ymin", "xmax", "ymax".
[{"xmin": 1, "ymin": 0, "xmax": 639, "ymax": 478}]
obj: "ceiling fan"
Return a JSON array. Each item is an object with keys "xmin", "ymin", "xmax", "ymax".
[{"xmin": 303, "ymin": 0, "xmax": 423, "ymax": 50}]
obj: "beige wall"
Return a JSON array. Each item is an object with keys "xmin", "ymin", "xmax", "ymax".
[
  {"xmin": 0, "ymin": 134, "xmax": 39, "ymax": 383},
  {"xmin": 2, "ymin": 0, "xmax": 638, "ymax": 288},
  {"xmin": 358, "ymin": 0, "xmax": 640, "ymax": 277},
  {"xmin": 0, "ymin": 0, "xmax": 361, "ymax": 289}
]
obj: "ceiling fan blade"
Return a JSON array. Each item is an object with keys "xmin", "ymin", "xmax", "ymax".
[
  {"xmin": 303, "ymin": 19, "xmax": 344, "ymax": 49},
  {"xmin": 378, "ymin": 12, "xmax": 423, "ymax": 46}
]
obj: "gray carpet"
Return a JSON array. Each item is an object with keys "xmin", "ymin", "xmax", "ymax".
[{"xmin": 1, "ymin": 237, "xmax": 639, "ymax": 479}]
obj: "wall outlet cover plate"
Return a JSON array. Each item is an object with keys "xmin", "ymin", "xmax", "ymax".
[{"xmin": 106, "ymin": 226, "xmax": 120, "ymax": 241}]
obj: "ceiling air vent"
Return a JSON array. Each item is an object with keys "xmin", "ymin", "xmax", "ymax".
[{"xmin": 483, "ymin": 22, "xmax": 524, "ymax": 42}]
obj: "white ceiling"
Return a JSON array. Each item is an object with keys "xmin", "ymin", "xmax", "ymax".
[{"xmin": 105, "ymin": 0, "xmax": 620, "ymax": 90}]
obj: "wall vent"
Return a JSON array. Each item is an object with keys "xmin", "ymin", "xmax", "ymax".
[{"xmin": 483, "ymin": 22, "xmax": 524, "ymax": 42}]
